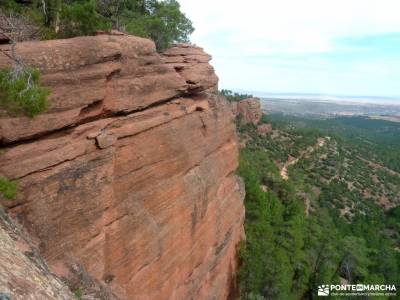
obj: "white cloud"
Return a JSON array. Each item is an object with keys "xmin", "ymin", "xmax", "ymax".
[
  {"xmin": 180, "ymin": 0, "xmax": 400, "ymax": 54},
  {"xmin": 178, "ymin": 0, "xmax": 400, "ymax": 96}
]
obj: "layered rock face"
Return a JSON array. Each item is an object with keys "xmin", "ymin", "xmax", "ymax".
[
  {"xmin": 232, "ymin": 98, "xmax": 262, "ymax": 124},
  {"xmin": 0, "ymin": 209, "xmax": 73, "ymax": 300},
  {"xmin": 0, "ymin": 33, "xmax": 245, "ymax": 299}
]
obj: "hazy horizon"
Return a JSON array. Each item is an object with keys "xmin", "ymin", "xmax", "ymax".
[
  {"xmin": 179, "ymin": 0, "xmax": 400, "ymax": 97},
  {"xmin": 232, "ymin": 89, "xmax": 400, "ymax": 105},
  {"xmin": 234, "ymin": 90, "xmax": 400, "ymax": 105}
]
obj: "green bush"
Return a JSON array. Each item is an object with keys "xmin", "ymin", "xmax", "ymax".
[
  {"xmin": 219, "ymin": 89, "xmax": 253, "ymax": 102},
  {"xmin": 1, "ymin": 0, "xmax": 194, "ymax": 51},
  {"xmin": 147, "ymin": 0, "xmax": 194, "ymax": 51},
  {"xmin": 0, "ymin": 68, "xmax": 49, "ymax": 118},
  {"xmin": 73, "ymin": 287, "xmax": 83, "ymax": 299},
  {"xmin": 0, "ymin": 177, "xmax": 17, "ymax": 200},
  {"xmin": 59, "ymin": 0, "xmax": 111, "ymax": 38},
  {"xmin": 102, "ymin": 0, "xmax": 194, "ymax": 51}
]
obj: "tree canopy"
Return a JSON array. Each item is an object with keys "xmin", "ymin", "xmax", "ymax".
[
  {"xmin": 219, "ymin": 89, "xmax": 253, "ymax": 102},
  {"xmin": 0, "ymin": 0, "xmax": 194, "ymax": 51},
  {"xmin": 237, "ymin": 116, "xmax": 400, "ymax": 299}
]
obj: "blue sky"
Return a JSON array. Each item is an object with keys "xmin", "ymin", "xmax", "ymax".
[{"xmin": 178, "ymin": 0, "xmax": 400, "ymax": 97}]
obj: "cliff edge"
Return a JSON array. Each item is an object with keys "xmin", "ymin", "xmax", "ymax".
[{"xmin": 0, "ymin": 32, "xmax": 245, "ymax": 299}]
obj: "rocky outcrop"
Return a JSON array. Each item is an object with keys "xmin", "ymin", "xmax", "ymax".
[
  {"xmin": 0, "ymin": 34, "xmax": 219, "ymax": 143},
  {"xmin": 0, "ymin": 33, "xmax": 245, "ymax": 300},
  {"xmin": 257, "ymin": 123, "xmax": 272, "ymax": 136},
  {"xmin": 232, "ymin": 98, "xmax": 262, "ymax": 124},
  {"xmin": 162, "ymin": 43, "xmax": 219, "ymax": 94},
  {"xmin": 0, "ymin": 207, "xmax": 74, "ymax": 300}
]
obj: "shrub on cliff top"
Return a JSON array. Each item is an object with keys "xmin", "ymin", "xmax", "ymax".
[
  {"xmin": 219, "ymin": 89, "xmax": 253, "ymax": 102},
  {"xmin": 123, "ymin": 0, "xmax": 194, "ymax": 51},
  {"xmin": 0, "ymin": 68, "xmax": 49, "ymax": 118},
  {"xmin": 1, "ymin": 0, "xmax": 194, "ymax": 51},
  {"xmin": 0, "ymin": 177, "xmax": 17, "ymax": 200},
  {"xmin": 59, "ymin": 0, "xmax": 111, "ymax": 38}
]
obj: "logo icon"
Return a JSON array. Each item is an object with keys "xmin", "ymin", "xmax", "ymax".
[
  {"xmin": 318, "ymin": 285, "xmax": 330, "ymax": 296},
  {"xmin": 356, "ymin": 284, "xmax": 364, "ymax": 291}
]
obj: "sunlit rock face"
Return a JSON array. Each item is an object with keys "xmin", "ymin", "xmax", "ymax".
[
  {"xmin": 0, "ymin": 33, "xmax": 245, "ymax": 300},
  {"xmin": 233, "ymin": 98, "xmax": 262, "ymax": 124}
]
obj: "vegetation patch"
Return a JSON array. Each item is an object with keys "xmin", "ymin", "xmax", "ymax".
[
  {"xmin": 59, "ymin": 0, "xmax": 111, "ymax": 38},
  {"xmin": 237, "ymin": 115, "xmax": 400, "ymax": 299},
  {"xmin": 0, "ymin": 68, "xmax": 49, "ymax": 118},
  {"xmin": 73, "ymin": 287, "xmax": 83, "ymax": 299},
  {"xmin": 0, "ymin": 177, "xmax": 17, "ymax": 200},
  {"xmin": 0, "ymin": 0, "xmax": 194, "ymax": 51},
  {"xmin": 219, "ymin": 89, "xmax": 253, "ymax": 102}
]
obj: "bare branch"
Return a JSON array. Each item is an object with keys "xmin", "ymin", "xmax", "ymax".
[
  {"xmin": 0, "ymin": 10, "xmax": 40, "ymax": 43},
  {"xmin": 0, "ymin": 11, "xmax": 35, "ymax": 90},
  {"xmin": 41, "ymin": 0, "xmax": 48, "ymax": 24}
]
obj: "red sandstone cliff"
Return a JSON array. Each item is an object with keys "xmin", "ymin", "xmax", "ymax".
[
  {"xmin": 231, "ymin": 97, "xmax": 262, "ymax": 125},
  {"xmin": 0, "ymin": 32, "xmax": 245, "ymax": 299}
]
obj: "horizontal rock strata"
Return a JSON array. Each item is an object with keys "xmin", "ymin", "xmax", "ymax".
[{"xmin": 0, "ymin": 33, "xmax": 244, "ymax": 300}]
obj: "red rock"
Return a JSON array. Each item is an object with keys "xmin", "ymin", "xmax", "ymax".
[
  {"xmin": 0, "ymin": 34, "xmax": 244, "ymax": 300},
  {"xmin": 231, "ymin": 101, "xmax": 238, "ymax": 116},
  {"xmin": 0, "ymin": 36, "xmax": 220, "ymax": 143},
  {"xmin": 162, "ymin": 44, "xmax": 218, "ymax": 93},
  {"xmin": 236, "ymin": 98, "xmax": 262, "ymax": 124},
  {"xmin": 257, "ymin": 123, "xmax": 272, "ymax": 136},
  {"xmin": 96, "ymin": 132, "xmax": 117, "ymax": 149},
  {"xmin": 0, "ymin": 210, "xmax": 74, "ymax": 299}
]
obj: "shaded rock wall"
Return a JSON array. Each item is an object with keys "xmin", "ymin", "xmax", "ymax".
[{"xmin": 0, "ymin": 33, "xmax": 245, "ymax": 300}]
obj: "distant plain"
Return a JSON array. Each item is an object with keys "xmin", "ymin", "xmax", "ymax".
[{"xmin": 260, "ymin": 95, "xmax": 400, "ymax": 118}]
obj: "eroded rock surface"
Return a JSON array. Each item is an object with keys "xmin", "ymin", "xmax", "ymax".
[
  {"xmin": 234, "ymin": 98, "xmax": 262, "ymax": 124},
  {"xmin": 0, "ymin": 208, "xmax": 73, "ymax": 300},
  {"xmin": 0, "ymin": 33, "xmax": 244, "ymax": 300}
]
